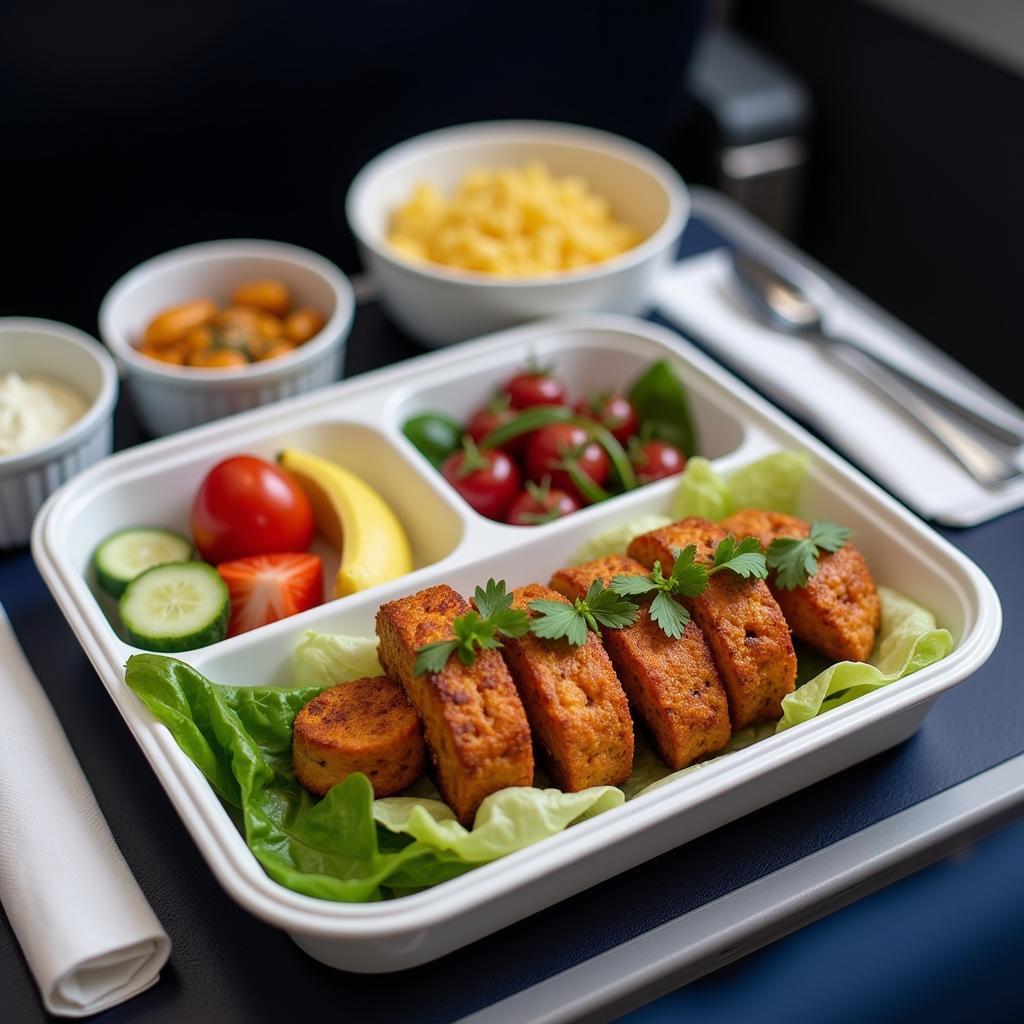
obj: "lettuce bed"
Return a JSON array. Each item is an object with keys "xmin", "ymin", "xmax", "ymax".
[{"xmin": 124, "ymin": 452, "xmax": 953, "ymax": 903}]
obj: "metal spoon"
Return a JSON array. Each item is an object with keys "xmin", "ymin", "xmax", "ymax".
[{"xmin": 730, "ymin": 249, "xmax": 1024, "ymax": 489}]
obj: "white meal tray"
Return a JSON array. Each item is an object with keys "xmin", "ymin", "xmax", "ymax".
[{"xmin": 31, "ymin": 313, "xmax": 1001, "ymax": 974}]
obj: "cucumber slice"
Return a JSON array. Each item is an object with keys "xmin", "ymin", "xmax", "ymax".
[
  {"xmin": 120, "ymin": 562, "xmax": 229, "ymax": 652},
  {"xmin": 95, "ymin": 527, "xmax": 193, "ymax": 597}
]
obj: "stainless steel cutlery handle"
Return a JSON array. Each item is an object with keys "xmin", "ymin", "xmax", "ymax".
[
  {"xmin": 821, "ymin": 337, "xmax": 1023, "ymax": 489},
  {"xmin": 830, "ymin": 336, "xmax": 1024, "ymax": 449}
]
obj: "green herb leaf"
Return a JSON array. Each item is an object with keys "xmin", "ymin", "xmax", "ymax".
[
  {"xmin": 611, "ymin": 540, "xmax": 765, "ymax": 639},
  {"xmin": 479, "ymin": 405, "xmax": 574, "ymax": 448},
  {"xmin": 668, "ymin": 545, "xmax": 710, "ymax": 597},
  {"xmin": 709, "ymin": 536, "xmax": 769, "ymax": 580},
  {"xmin": 472, "ymin": 578, "xmax": 513, "ymax": 621},
  {"xmin": 810, "ymin": 519, "xmax": 853, "ymax": 553},
  {"xmin": 767, "ymin": 519, "xmax": 852, "ymax": 590},
  {"xmin": 414, "ymin": 580, "xmax": 530, "ymax": 673},
  {"xmin": 528, "ymin": 580, "xmax": 639, "ymax": 646},
  {"xmin": 627, "ymin": 359, "xmax": 696, "ymax": 456},
  {"xmin": 413, "ymin": 640, "xmax": 460, "ymax": 676},
  {"xmin": 609, "ymin": 573, "xmax": 660, "ymax": 597},
  {"xmin": 649, "ymin": 590, "xmax": 691, "ymax": 639}
]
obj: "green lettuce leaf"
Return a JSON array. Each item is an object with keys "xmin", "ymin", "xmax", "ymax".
[
  {"xmin": 292, "ymin": 630, "xmax": 383, "ymax": 687},
  {"xmin": 670, "ymin": 450, "xmax": 809, "ymax": 521},
  {"xmin": 125, "ymin": 653, "xmax": 621, "ymax": 902},
  {"xmin": 775, "ymin": 586, "xmax": 954, "ymax": 731},
  {"xmin": 569, "ymin": 513, "xmax": 672, "ymax": 566}
]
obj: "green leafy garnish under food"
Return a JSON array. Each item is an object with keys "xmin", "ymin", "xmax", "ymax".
[
  {"xmin": 401, "ymin": 411, "xmax": 463, "ymax": 469},
  {"xmin": 124, "ymin": 577, "xmax": 952, "ymax": 904},
  {"xmin": 671, "ymin": 451, "xmax": 809, "ymax": 521},
  {"xmin": 610, "ymin": 538, "xmax": 768, "ymax": 638},
  {"xmin": 766, "ymin": 519, "xmax": 853, "ymax": 590},
  {"xmin": 124, "ymin": 653, "xmax": 622, "ymax": 902},
  {"xmin": 528, "ymin": 579, "xmax": 639, "ymax": 646},
  {"xmin": 413, "ymin": 578, "xmax": 530, "ymax": 675},
  {"xmin": 627, "ymin": 358, "xmax": 697, "ymax": 457}
]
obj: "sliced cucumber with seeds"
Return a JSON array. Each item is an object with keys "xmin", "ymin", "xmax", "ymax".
[
  {"xmin": 119, "ymin": 562, "xmax": 229, "ymax": 652},
  {"xmin": 94, "ymin": 527, "xmax": 193, "ymax": 597}
]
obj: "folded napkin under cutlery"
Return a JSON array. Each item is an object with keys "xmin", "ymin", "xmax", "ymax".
[
  {"xmin": 0, "ymin": 604, "xmax": 170, "ymax": 1017},
  {"xmin": 653, "ymin": 249, "xmax": 1024, "ymax": 526}
]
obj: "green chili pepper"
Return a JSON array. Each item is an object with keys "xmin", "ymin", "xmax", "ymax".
[{"xmin": 402, "ymin": 412, "xmax": 463, "ymax": 468}]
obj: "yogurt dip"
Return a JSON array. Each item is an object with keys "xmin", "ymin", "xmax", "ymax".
[{"xmin": 0, "ymin": 372, "xmax": 89, "ymax": 457}]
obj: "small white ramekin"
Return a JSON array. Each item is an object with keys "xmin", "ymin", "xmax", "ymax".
[
  {"xmin": 0, "ymin": 318, "xmax": 119, "ymax": 548},
  {"xmin": 346, "ymin": 120, "xmax": 690, "ymax": 347},
  {"xmin": 99, "ymin": 239, "xmax": 355, "ymax": 437}
]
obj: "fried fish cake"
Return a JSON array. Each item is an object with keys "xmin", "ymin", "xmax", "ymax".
[
  {"xmin": 550, "ymin": 556, "xmax": 731, "ymax": 769},
  {"xmin": 720, "ymin": 508, "xmax": 880, "ymax": 662},
  {"xmin": 495, "ymin": 584, "xmax": 633, "ymax": 790},
  {"xmin": 292, "ymin": 676, "xmax": 424, "ymax": 798},
  {"xmin": 375, "ymin": 584, "xmax": 534, "ymax": 825},
  {"xmin": 628, "ymin": 518, "xmax": 796, "ymax": 728}
]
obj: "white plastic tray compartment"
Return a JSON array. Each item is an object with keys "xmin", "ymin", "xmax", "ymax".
[{"xmin": 31, "ymin": 314, "xmax": 1001, "ymax": 974}]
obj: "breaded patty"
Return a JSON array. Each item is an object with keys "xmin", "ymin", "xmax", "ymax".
[
  {"xmin": 721, "ymin": 508, "xmax": 880, "ymax": 662},
  {"xmin": 495, "ymin": 584, "xmax": 633, "ymax": 790},
  {"xmin": 628, "ymin": 518, "xmax": 796, "ymax": 728},
  {"xmin": 550, "ymin": 556, "xmax": 731, "ymax": 769},
  {"xmin": 375, "ymin": 584, "xmax": 534, "ymax": 825},
  {"xmin": 292, "ymin": 676, "xmax": 424, "ymax": 798}
]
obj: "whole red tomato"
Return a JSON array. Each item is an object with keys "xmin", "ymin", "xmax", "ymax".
[
  {"xmin": 632, "ymin": 440, "xmax": 687, "ymax": 484},
  {"xmin": 525, "ymin": 424, "xmax": 609, "ymax": 500},
  {"xmin": 505, "ymin": 481, "xmax": 580, "ymax": 526},
  {"xmin": 502, "ymin": 368, "xmax": 567, "ymax": 410},
  {"xmin": 442, "ymin": 441, "xmax": 521, "ymax": 520},
  {"xmin": 575, "ymin": 393, "xmax": 640, "ymax": 446},
  {"xmin": 191, "ymin": 455, "xmax": 315, "ymax": 564},
  {"xmin": 466, "ymin": 395, "xmax": 528, "ymax": 455}
]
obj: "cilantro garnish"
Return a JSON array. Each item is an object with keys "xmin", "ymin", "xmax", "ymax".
[
  {"xmin": 610, "ymin": 536, "xmax": 768, "ymax": 638},
  {"xmin": 528, "ymin": 579, "xmax": 639, "ymax": 646},
  {"xmin": 413, "ymin": 579, "xmax": 530, "ymax": 675},
  {"xmin": 766, "ymin": 520, "xmax": 852, "ymax": 590}
]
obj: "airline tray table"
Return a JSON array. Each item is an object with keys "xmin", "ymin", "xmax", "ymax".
[{"xmin": 2, "ymin": 191, "xmax": 1023, "ymax": 1024}]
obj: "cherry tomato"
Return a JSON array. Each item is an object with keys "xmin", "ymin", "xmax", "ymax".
[
  {"xmin": 505, "ymin": 481, "xmax": 580, "ymax": 526},
  {"xmin": 191, "ymin": 455, "xmax": 315, "ymax": 564},
  {"xmin": 575, "ymin": 393, "xmax": 640, "ymax": 446},
  {"xmin": 502, "ymin": 367, "xmax": 567, "ymax": 409},
  {"xmin": 632, "ymin": 440, "xmax": 687, "ymax": 484},
  {"xmin": 442, "ymin": 441, "xmax": 521, "ymax": 519},
  {"xmin": 466, "ymin": 395, "xmax": 528, "ymax": 455},
  {"xmin": 525, "ymin": 424, "xmax": 609, "ymax": 499}
]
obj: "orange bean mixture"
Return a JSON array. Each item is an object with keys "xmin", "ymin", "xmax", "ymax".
[{"xmin": 137, "ymin": 279, "xmax": 327, "ymax": 368}]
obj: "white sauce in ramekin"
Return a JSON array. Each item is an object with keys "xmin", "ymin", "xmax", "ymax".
[{"xmin": 0, "ymin": 372, "xmax": 89, "ymax": 457}]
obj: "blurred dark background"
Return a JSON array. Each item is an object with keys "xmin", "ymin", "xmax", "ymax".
[{"xmin": 1, "ymin": 0, "xmax": 1021, "ymax": 402}]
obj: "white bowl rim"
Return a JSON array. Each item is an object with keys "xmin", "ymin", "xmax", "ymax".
[
  {"xmin": 0, "ymin": 317, "xmax": 119, "ymax": 471},
  {"xmin": 345, "ymin": 119, "xmax": 690, "ymax": 289},
  {"xmin": 99, "ymin": 238, "xmax": 355, "ymax": 384}
]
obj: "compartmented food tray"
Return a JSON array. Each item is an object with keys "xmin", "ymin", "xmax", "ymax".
[{"xmin": 31, "ymin": 313, "xmax": 1001, "ymax": 973}]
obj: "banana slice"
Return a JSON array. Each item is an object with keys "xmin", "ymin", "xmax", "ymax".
[{"xmin": 278, "ymin": 449, "xmax": 413, "ymax": 597}]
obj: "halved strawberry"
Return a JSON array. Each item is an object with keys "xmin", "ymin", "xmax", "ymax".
[{"xmin": 216, "ymin": 552, "xmax": 323, "ymax": 636}]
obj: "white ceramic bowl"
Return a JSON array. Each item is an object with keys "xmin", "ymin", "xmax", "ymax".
[
  {"xmin": 0, "ymin": 318, "xmax": 118, "ymax": 548},
  {"xmin": 346, "ymin": 121, "xmax": 689, "ymax": 346},
  {"xmin": 99, "ymin": 239, "xmax": 355, "ymax": 437}
]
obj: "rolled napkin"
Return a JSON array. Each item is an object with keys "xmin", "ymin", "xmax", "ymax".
[{"xmin": 0, "ymin": 603, "xmax": 170, "ymax": 1017}]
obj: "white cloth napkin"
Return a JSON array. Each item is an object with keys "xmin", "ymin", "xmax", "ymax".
[
  {"xmin": 0, "ymin": 604, "xmax": 170, "ymax": 1017},
  {"xmin": 653, "ymin": 249, "xmax": 1024, "ymax": 527}
]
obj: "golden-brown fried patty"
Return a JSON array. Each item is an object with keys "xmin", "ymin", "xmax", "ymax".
[
  {"xmin": 375, "ymin": 584, "xmax": 534, "ymax": 825},
  {"xmin": 550, "ymin": 556, "xmax": 732, "ymax": 769},
  {"xmin": 292, "ymin": 677, "xmax": 424, "ymax": 798},
  {"xmin": 720, "ymin": 508, "xmax": 880, "ymax": 662},
  {"xmin": 628, "ymin": 518, "xmax": 796, "ymax": 728},
  {"xmin": 495, "ymin": 583, "xmax": 633, "ymax": 790}
]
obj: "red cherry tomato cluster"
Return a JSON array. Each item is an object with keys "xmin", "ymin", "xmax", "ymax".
[{"xmin": 435, "ymin": 365, "xmax": 687, "ymax": 526}]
